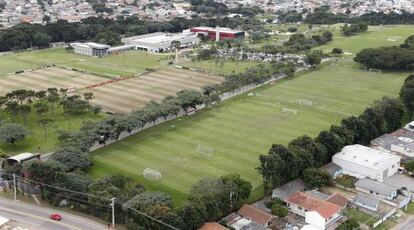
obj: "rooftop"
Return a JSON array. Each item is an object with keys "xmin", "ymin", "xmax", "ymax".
[
  {"xmin": 238, "ymin": 204, "xmax": 273, "ymax": 226},
  {"xmin": 199, "ymin": 222, "xmax": 229, "ymax": 230},
  {"xmin": 285, "ymin": 192, "xmax": 342, "ymax": 219},
  {"xmin": 355, "ymin": 178, "xmax": 398, "ymax": 197},
  {"xmin": 334, "ymin": 144, "xmax": 400, "ymax": 170},
  {"xmin": 190, "ymin": 26, "xmax": 244, "ymax": 34},
  {"xmin": 325, "ymin": 192, "xmax": 349, "ymax": 207},
  {"xmin": 354, "ymin": 193, "xmax": 380, "ymax": 208},
  {"xmin": 321, "ymin": 162, "xmax": 342, "ymax": 177},
  {"xmin": 272, "ymin": 178, "xmax": 305, "ymax": 200}
]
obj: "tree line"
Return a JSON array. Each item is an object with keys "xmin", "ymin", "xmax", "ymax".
[
  {"xmin": 354, "ymin": 35, "xmax": 414, "ymax": 70},
  {"xmin": 341, "ymin": 23, "xmax": 368, "ymax": 36},
  {"xmin": 303, "ymin": 6, "xmax": 414, "ymax": 25},
  {"xmin": 257, "ymin": 78, "xmax": 409, "ymax": 191},
  {"xmin": 0, "ymin": 88, "xmax": 98, "ymax": 145},
  {"xmin": 0, "ymin": 15, "xmax": 263, "ymax": 52}
]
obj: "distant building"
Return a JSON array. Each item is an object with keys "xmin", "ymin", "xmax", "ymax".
[
  {"xmin": 121, "ymin": 32, "xmax": 200, "ymax": 53},
  {"xmin": 190, "ymin": 26, "xmax": 245, "ymax": 41},
  {"xmin": 285, "ymin": 192, "xmax": 343, "ymax": 230},
  {"xmin": 332, "ymin": 145, "xmax": 401, "ymax": 182},
  {"xmin": 71, "ymin": 42, "xmax": 110, "ymax": 57}
]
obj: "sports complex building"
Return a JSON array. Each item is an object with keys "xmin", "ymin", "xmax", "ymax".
[
  {"xmin": 121, "ymin": 31, "xmax": 200, "ymax": 53},
  {"xmin": 190, "ymin": 26, "xmax": 245, "ymax": 41},
  {"xmin": 71, "ymin": 42, "xmax": 110, "ymax": 57}
]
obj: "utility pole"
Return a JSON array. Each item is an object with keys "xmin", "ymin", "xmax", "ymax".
[
  {"xmin": 13, "ymin": 173, "xmax": 17, "ymax": 202},
  {"xmin": 111, "ymin": 198, "xmax": 116, "ymax": 228}
]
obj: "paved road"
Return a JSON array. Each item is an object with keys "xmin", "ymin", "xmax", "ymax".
[
  {"xmin": 0, "ymin": 197, "xmax": 106, "ymax": 230},
  {"xmin": 393, "ymin": 215, "xmax": 414, "ymax": 230}
]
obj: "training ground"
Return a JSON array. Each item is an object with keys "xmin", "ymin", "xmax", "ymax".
[{"xmin": 89, "ymin": 61, "xmax": 408, "ymax": 204}]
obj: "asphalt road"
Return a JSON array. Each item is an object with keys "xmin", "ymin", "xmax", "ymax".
[
  {"xmin": 0, "ymin": 196, "xmax": 107, "ymax": 230},
  {"xmin": 393, "ymin": 215, "xmax": 414, "ymax": 230}
]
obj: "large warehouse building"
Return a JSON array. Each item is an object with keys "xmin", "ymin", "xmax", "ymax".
[
  {"xmin": 121, "ymin": 31, "xmax": 200, "ymax": 53},
  {"xmin": 332, "ymin": 144, "xmax": 401, "ymax": 182},
  {"xmin": 190, "ymin": 26, "xmax": 245, "ymax": 41}
]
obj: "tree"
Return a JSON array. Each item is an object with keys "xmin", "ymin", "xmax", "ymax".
[
  {"xmin": 83, "ymin": 92, "xmax": 94, "ymax": 101},
  {"xmin": 176, "ymin": 90, "xmax": 204, "ymax": 110},
  {"xmin": 170, "ymin": 40, "xmax": 181, "ymax": 62},
  {"xmin": 332, "ymin": 47, "xmax": 343, "ymax": 54},
  {"xmin": 123, "ymin": 191, "xmax": 173, "ymax": 212},
  {"xmin": 37, "ymin": 118, "xmax": 53, "ymax": 140},
  {"xmin": 289, "ymin": 135, "xmax": 328, "ymax": 167},
  {"xmin": 337, "ymin": 218, "xmax": 359, "ymax": 230},
  {"xmin": 220, "ymin": 173, "xmax": 252, "ymax": 201},
  {"xmin": 287, "ymin": 27, "xmax": 297, "ymax": 33},
  {"xmin": 46, "ymin": 88, "xmax": 60, "ymax": 114},
  {"xmin": 42, "ymin": 15, "xmax": 51, "ymax": 23},
  {"xmin": 271, "ymin": 204, "xmax": 288, "ymax": 217},
  {"xmin": 19, "ymin": 104, "xmax": 32, "ymax": 125},
  {"xmin": 0, "ymin": 123, "xmax": 28, "ymax": 144},
  {"xmin": 400, "ymin": 75, "xmax": 414, "ymax": 119},
  {"xmin": 305, "ymin": 52, "xmax": 322, "ymax": 66},
  {"xmin": 302, "ymin": 168, "xmax": 332, "ymax": 189},
  {"xmin": 375, "ymin": 97, "xmax": 405, "ymax": 132},
  {"xmin": 34, "ymin": 101, "xmax": 49, "ymax": 117},
  {"xmin": 315, "ymin": 130, "xmax": 344, "ymax": 160},
  {"xmin": 5, "ymin": 101, "xmax": 19, "ymax": 122},
  {"xmin": 405, "ymin": 160, "xmax": 414, "ymax": 172},
  {"xmin": 51, "ymin": 147, "xmax": 91, "ymax": 171},
  {"xmin": 330, "ymin": 125, "xmax": 354, "ymax": 145},
  {"xmin": 177, "ymin": 199, "xmax": 207, "ymax": 230}
]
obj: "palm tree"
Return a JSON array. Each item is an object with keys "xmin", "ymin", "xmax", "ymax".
[{"xmin": 170, "ymin": 40, "xmax": 181, "ymax": 62}]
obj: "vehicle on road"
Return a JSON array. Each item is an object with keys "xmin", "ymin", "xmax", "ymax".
[{"xmin": 50, "ymin": 214, "xmax": 62, "ymax": 221}]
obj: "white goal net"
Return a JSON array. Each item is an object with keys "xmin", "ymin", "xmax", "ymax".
[
  {"xmin": 297, "ymin": 99, "xmax": 313, "ymax": 107},
  {"xmin": 196, "ymin": 144, "xmax": 214, "ymax": 158},
  {"xmin": 282, "ymin": 108, "xmax": 298, "ymax": 115},
  {"xmin": 143, "ymin": 168, "xmax": 162, "ymax": 181}
]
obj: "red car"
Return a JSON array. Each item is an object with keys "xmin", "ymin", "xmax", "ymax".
[{"xmin": 50, "ymin": 214, "xmax": 62, "ymax": 221}]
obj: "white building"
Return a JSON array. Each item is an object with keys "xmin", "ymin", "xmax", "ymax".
[
  {"xmin": 285, "ymin": 192, "xmax": 343, "ymax": 230},
  {"xmin": 332, "ymin": 145, "xmax": 401, "ymax": 182},
  {"xmin": 121, "ymin": 31, "xmax": 200, "ymax": 53},
  {"xmin": 71, "ymin": 42, "xmax": 110, "ymax": 57}
]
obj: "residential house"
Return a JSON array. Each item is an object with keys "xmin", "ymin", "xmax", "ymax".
[
  {"xmin": 332, "ymin": 145, "xmax": 401, "ymax": 182},
  {"xmin": 272, "ymin": 178, "xmax": 306, "ymax": 200},
  {"xmin": 321, "ymin": 162, "xmax": 342, "ymax": 179},
  {"xmin": 353, "ymin": 193, "xmax": 380, "ymax": 212},
  {"xmin": 355, "ymin": 178, "xmax": 398, "ymax": 200},
  {"xmin": 371, "ymin": 126, "xmax": 414, "ymax": 160},
  {"xmin": 199, "ymin": 222, "xmax": 229, "ymax": 230},
  {"xmin": 285, "ymin": 192, "xmax": 343, "ymax": 230},
  {"xmin": 238, "ymin": 204, "xmax": 275, "ymax": 228}
]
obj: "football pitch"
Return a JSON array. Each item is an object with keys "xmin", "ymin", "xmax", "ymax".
[
  {"xmin": 88, "ymin": 60, "xmax": 408, "ymax": 204},
  {"xmin": 316, "ymin": 24, "xmax": 414, "ymax": 54},
  {"xmin": 0, "ymin": 48, "xmax": 162, "ymax": 77}
]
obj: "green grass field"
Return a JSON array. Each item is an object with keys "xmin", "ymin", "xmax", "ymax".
[
  {"xmin": 182, "ymin": 59, "xmax": 258, "ymax": 75},
  {"xmin": 89, "ymin": 60, "xmax": 408, "ymax": 205},
  {"xmin": 0, "ymin": 49, "xmax": 163, "ymax": 77},
  {"xmin": 0, "ymin": 108, "xmax": 104, "ymax": 155},
  {"xmin": 316, "ymin": 24, "xmax": 414, "ymax": 54}
]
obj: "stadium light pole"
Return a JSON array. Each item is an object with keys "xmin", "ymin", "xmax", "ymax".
[{"xmin": 111, "ymin": 197, "xmax": 116, "ymax": 228}]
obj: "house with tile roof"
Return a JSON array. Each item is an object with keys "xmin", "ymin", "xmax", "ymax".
[
  {"xmin": 199, "ymin": 222, "xmax": 229, "ymax": 230},
  {"xmin": 238, "ymin": 204, "xmax": 275, "ymax": 227},
  {"xmin": 284, "ymin": 192, "xmax": 343, "ymax": 230}
]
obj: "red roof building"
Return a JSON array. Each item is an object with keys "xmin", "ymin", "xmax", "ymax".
[
  {"xmin": 190, "ymin": 26, "xmax": 245, "ymax": 41},
  {"xmin": 199, "ymin": 222, "xmax": 229, "ymax": 230},
  {"xmin": 285, "ymin": 192, "xmax": 343, "ymax": 229},
  {"xmin": 238, "ymin": 204, "xmax": 274, "ymax": 227}
]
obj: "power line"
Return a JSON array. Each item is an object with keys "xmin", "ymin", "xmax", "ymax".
[{"xmin": 1, "ymin": 172, "xmax": 180, "ymax": 230}]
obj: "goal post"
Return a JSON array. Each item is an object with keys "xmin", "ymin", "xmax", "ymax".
[
  {"xmin": 196, "ymin": 144, "xmax": 214, "ymax": 158},
  {"xmin": 282, "ymin": 108, "xmax": 298, "ymax": 115},
  {"xmin": 143, "ymin": 168, "xmax": 162, "ymax": 181},
  {"xmin": 297, "ymin": 99, "xmax": 313, "ymax": 107}
]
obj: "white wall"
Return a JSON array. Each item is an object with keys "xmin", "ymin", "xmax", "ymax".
[
  {"xmin": 333, "ymin": 156, "xmax": 400, "ymax": 182},
  {"xmin": 287, "ymin": 203, "xmax": 306, "ymax": 217},
  {"xmin": 305, "ymin": 211, "xmax": 325, "ymax": 230}
]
